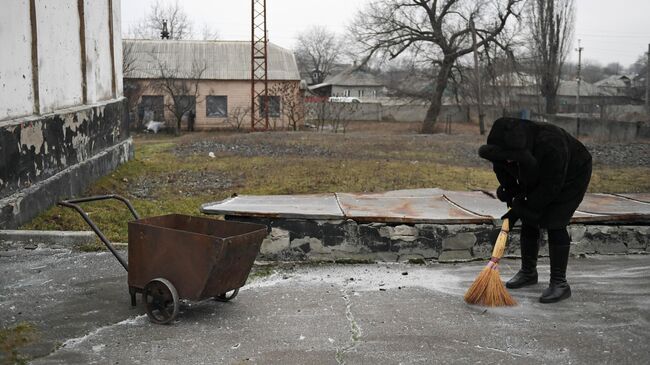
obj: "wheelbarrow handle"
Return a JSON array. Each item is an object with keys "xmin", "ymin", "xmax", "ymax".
[
  {"xmin": 58, "ymin": 194, "xmax": 138, "ymax": 272},
  {"xmin": 60, "ymin": 194, "xmax": 140, "ymax": 220}
]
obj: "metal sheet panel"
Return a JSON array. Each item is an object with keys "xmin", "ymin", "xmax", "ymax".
[
  {"xmin": 442, "ymin": 191, "xmax": 505, "ymax": 218},
  {"xmin": 578, "ymin": 193, "xmax": 650, "ymax": 215},
  {"xmin": 202, "ymin": 194, "xmax": 345, "ymax": 220},
  {"xmin": 201, "ymin": 190, "xmax": 650, "ymax": 225},
  {"xmin": 336, "ymin": 191, "xmax": 489, "ymax": 224},
  {"xmin": 615, "ymin": 193, "xmax": 650, "ymax": 203}
]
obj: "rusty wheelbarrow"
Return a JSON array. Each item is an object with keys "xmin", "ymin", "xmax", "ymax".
[{"xmin": 59, "ymin": 195, "xmax": 268, "ymax": 324}]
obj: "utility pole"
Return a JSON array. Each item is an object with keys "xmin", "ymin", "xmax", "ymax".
[
  {"xmin": 470, "ymin": 18, "xmax": 485, "ymax": 135},
  {"xmin": 575, "ymin": 40, "xmax": 583, "ymax": 120},
  {"xmin": 646, "ymin": 43, "xmax": 649, "ymax": 115}
]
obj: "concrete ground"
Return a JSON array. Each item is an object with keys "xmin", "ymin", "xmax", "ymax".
[{"xmin": 1, "ymin": 248, "xmax": 649, "ymax": 364}]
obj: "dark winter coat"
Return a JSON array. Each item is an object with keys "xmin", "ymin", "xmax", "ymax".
[{"xmin": 478, "ymin": 117, "xmax": 592, "ymax": 229}]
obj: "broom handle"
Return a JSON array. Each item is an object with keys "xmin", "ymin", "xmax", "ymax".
[{"xmin": 490, "ymin": 217, "xmax": 510, "ymax": 259}]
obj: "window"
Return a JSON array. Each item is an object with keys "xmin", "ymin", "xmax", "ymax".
[
  {"xmin": 139, "ymin": 95, "xmax": 164, "ymax": 121},
  {"xmin": 175, "ymin": 95, "xmax": 196, "ymax": 114},
  {"xmin": 358, "ymin": 90, "xmax": 364, "ymax": 97},
  {"xmin": 343, "ymin": 89, "xmax": 350, "ymax": 97},
  {"xmin": 206, "ymin": 96, "xmax": 228, "ymax": 117},
  {"xmin": 258, "ymin": 95, "xmax": 281, "ymax": 118}
]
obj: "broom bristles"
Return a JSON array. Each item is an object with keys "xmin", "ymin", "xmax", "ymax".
[{"xmin": 464, "ymin": 218, "xmax": 517, "ymax": 307}]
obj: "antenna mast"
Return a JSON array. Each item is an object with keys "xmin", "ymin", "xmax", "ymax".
[{"xmin": 251, "ymin": 0, "xmax": 269, "ymax": 130}]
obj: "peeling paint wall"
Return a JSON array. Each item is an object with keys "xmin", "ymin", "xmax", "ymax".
[
  {"xmin": 0, "ymin": 100, "xmax": 128, "ymax": 199},
  {"xmin": 0, "ymin": 0, "xmax": 34, "ymax": 120}
]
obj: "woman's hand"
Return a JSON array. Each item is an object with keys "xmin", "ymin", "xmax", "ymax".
[{"xmin": 496, "ymin": 185, "xmax": 514, "ymax": 205}]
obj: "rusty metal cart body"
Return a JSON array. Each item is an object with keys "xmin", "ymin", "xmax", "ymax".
[{"xmin": 59, "ymin": 195, "xmax": 268, "ymax": 324}]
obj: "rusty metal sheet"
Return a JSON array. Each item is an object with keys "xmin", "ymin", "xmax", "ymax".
[
  {"xmin": 378, "ymin": 188, "xmax": 446, "ymax": 197},
  {"xmin": 442, "ymin": 190, "xmax": 506, "ymax": 218},
  {"xmin": 335, "ymin": 191, "xmax": 490, "ymax": 224},
  {"xmin": 577, "ymin": 193, "xmax": 650, "ymax": 216},
  {"xmin": 201, "ymin": 194, "xmax": 345, "ymax": 220},
  {"xmin": 614, "ymin": 193, "xmax": 650, "ymax": 204},
  {"xmin": 441, "ymin": 190, "xmax": 624, "ymax": 223}
]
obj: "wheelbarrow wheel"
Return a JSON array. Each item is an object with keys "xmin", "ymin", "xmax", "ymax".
[
  {"xmin": 215, "ymin": 288, "xmax": 239, "ymax": 302},
  {"xmin": 144, "ymin": 278, "xmax": 179, "ymax": 324}
]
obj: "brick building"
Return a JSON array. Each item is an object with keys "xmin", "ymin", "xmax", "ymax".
[{"xmin": 123, "ymin": 39, "xmax": 302, "ymax": 130}]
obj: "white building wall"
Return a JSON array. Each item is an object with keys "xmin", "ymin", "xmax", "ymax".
[
  {"xmin": 0, "ymin": 0, "xmax": 34, "ymax": 120},
  {"xmin": 112, "ymin": 0, "xmax": 123, "ymax": 96},
  {"xmin": 84, "ymin": 0, "xmax": 113, "ymax": 103},
  {"xmin": 36, "ymin": 0, "xmax": 84, "ymax": 114},
  {"xmin": 1, "ymin": 0, "xmax": 122, "ymax": 121}
]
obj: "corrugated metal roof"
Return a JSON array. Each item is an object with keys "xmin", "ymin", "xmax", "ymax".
[
  {"xmin": 556, "ymin": 80, "xmax": 602, "ymax": 96},
  {"xmin": 124, "ymin": 39, "xmax": 300, "ymax": 81},
  {"xmin": 594, "ymin": 75, "xmax": 631, "ymax": 87},
  {"xmin": 323, "ymin": 66, "xmax": 385, "ymax": 87}
]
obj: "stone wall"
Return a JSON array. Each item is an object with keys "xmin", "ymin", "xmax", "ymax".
[{"xmin": 227, "ymin": 216, "xmax": 650, "ymax": 262}]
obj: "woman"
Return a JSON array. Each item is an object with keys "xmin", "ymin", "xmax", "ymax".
[{"xmin": 478, "ymin": 117, "xmax": 592, "ymax": 303}]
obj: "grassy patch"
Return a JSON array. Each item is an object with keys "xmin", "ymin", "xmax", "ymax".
[
  {"xmin": 23, "ymin": 130, "xmax": 650, "ymax": 242},
  {"xmin": 0, "ymin": 323, "xmax": 37, "ymax": 365},
  {"xmin": 588, "ymin": 168, "xmax": 650, "ymax": 193},
  {"xmin": 248, "ymin": 264, "xmax": 277, "ymax": 281},
  {"xmin": 77, "ymin": 240, "xmax": 105, "ymax": 252}
]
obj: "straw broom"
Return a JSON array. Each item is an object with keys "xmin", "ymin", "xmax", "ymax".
[{"xmin": 464, "ymin": 217, "xmax": 517, "ymax": 306}]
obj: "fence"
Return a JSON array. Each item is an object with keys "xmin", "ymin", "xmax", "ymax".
[{"xmin": 531, "ymin": 112, "xmax": 650, "ymax": 141}]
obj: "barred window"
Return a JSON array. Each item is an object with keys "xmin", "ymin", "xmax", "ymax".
[
  {"xmin": 258, "ymin": 96, "xmax": 281, "ymax": 118},
  {"xmin": 140, "ymin": 95, "xmax": 164, "ymax": 121},
  {"xmin": 206, "ymin": 96, "xmax": 228, "ymax": 117}
]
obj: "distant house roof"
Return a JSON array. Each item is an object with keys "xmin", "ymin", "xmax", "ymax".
[
  {"xmin": 594, "ymin": 75, "xmax": 631, "ymax": 87},
  {"xmin": 494, "ymin": 72, "xmax": 537, "ymax": 87},
  {"xmin": 124, "ymin": 39, "xmax": 300, "ymax": 81},
  {"xmin": 556, "ymin": 80, "xmax": 602, "ymax": 96},
  {"xmin": 321, "ymin": 66, "xmax": 384, "ymax": 87}
]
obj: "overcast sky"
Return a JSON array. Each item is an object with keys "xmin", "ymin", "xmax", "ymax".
[{"xmin": 121, "ymin": 0, "xmax": 650, "ymax": 68}]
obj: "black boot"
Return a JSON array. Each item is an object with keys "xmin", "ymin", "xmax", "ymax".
[
  {"xmin": 506, "ymin": 225, "xmax": 539, "ymax": 289},
  {"xmin": 540, "ymin": 233, "xmax": 571, "ymax": 303}
]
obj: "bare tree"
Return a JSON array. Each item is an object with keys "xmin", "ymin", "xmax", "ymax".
[
  {"xmin": 150, "ymin": 55, "xmax": 207, "ymax": 134},
  {"xmin": 226, "ymin": 107, "xmax": 250, "ymax": 131},
  {"xmin": 269, "ymin": 83, "xmax": 305, "ymax": 131},
  {"xmin": 351, "ymin": 0, "xmax": 523, "ymax": 133},
  {"xmin": 128, "ymin": 0, "xmax": 194, "ymax": 40},
  {"xmin": 604, "ymin": 62, "xmax": 623, "ymax": 76},
  {"xmin": 628, "ymin": 53, "xmax": 648, "ymax": 75},
  {"xmin": 528, "ymin": 0, "xmax": 575, "ymax": 114},
  {"xmin": 305, "ymin": 100, "xmax": 359, "ymax": 133},
  {"xmin": 199, "ymin": 23, "xmax": 220, "ymax": 40},
  {"xmin": 295, "ymin": 26, "xmax": 343, "ymax": 85},
  {"xmin": 122, "ymin": 41, "xmax": 146, "ymax": 129}
]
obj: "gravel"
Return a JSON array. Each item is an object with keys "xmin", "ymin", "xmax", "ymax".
[
  {"xmin": 173, "ymin": 131, "xmax": 649, "ymax": 168},
  {"xmin": 585, "ymin": 142, "xmax": 650, "ymax": 167},
  {"xmin": 128, "ymin": 169, "xmax": 237, "ymax": 199}
]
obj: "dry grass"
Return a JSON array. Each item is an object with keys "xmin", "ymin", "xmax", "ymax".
[{"xmin": 24, "ymin": 122, "xmax": 650, "ymax": 243}]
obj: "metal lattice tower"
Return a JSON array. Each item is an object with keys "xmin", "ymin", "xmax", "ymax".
[{"xmin": 251, "ymin": 0, "xmax": 269, "ymax": 131}]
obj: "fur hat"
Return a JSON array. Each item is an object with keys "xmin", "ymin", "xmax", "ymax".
[{"xmin": 478, "ymin": 117, "xmax": 532, "ymax": 162}]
